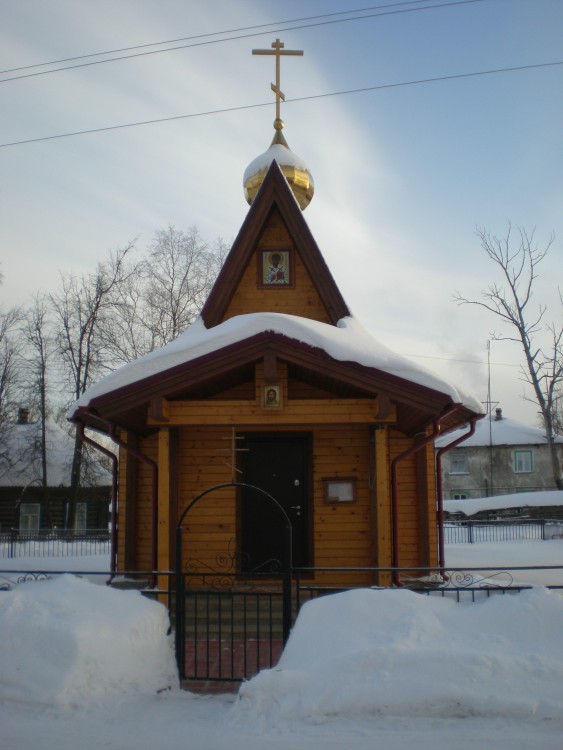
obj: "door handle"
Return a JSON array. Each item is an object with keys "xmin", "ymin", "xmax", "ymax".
[{"xmin": 290, "ymin": 505, "xmax": 301, "ymax": 510}]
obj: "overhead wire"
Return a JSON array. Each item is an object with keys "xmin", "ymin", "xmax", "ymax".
[
  {"xmin": 0, "ymin": 0, "xmax": 486, "ymax": 84},
  {"xmin": 0, "ymin": 0, "xmax": 462, "ymax": 75},
  {"xmin": 1, "ymin": 59, "xmax": 560, "ymax": 149}
]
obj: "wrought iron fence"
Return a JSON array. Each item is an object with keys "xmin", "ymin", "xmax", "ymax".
[
  {"xmin": 174, "ymin": 564, "xmax": 563, "ymax": 685},
  {"xmin": 2, "ymin": 565, "xmax": 562, "ymax": 684},
  {"xmin": 0, "ymin": 529, "xmax": 111, "ymax": 559},
  {"xmin": 443, "ymin": 519, "xmax": 563, "ymax": 544}
]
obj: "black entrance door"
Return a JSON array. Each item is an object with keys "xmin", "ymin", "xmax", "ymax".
[{"xmin": 241, "ymin": 435, "xmax": 310, "ymax": 573}]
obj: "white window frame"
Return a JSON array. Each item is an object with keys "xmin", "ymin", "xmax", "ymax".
[
  {"xmin": 19, "ymin": 503, "xmax": 41, "ymax": 532},
  {"xmin": 449, "ymin": 451, "xmax": 469, "ymax": 475},
  {"xmin": 514, "ymin": 450, "xmax": 533, "ymax": 474}
]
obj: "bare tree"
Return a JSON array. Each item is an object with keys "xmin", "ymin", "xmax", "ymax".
[
  {"xmin": 141, "ymin": 226, "xmax": 226, "ymax": 348},
  {"xmin": 100, "ymin": 227, "xmax": 227, "ymax": 365},
  {"xmin": 0, "ymin": 306, "xmax": 21, "ymax": 426},
  {"xmin": 0, "ymin": 266, "xmax": 22, "ymax": 428},
  {"xmin": 19, "ymin": 294, "xmax": 54, "ymax": 525},
  {"xmin": 98, "ymin": 261, "xmax": 156, "ymax": 365},
  {"xmin": 454, "ymin": 224, "xmax": 563, "ymax": 489},
  {"xmin": 0, "ymin": 266, "xmax": 24, "ymax": 484},
  {"xmin": 50, "ymin": 243, "xmax": 134, "ymax": 526}
]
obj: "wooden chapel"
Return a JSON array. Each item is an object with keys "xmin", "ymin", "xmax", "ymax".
[{"xmin": 69, "ymin": 41, "xmax": 483, "ymax": 589}]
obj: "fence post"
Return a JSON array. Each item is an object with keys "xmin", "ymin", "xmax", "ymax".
[
  {"xmin": 9, "ymin": 528, "xmax": 16, "ymax": 559},
  {"xmin": 468, "ymin": 521, "xmax": 474, "ymax": 544}
]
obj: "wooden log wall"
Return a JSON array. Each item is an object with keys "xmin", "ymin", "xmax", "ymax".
[
  {"xmin": 223, "ymin": 210, "xmax": 332, "ymax": 324},
  {"xmin": 119, "ymin": 422, "xmax": 439, "ymax": 583},
  {"xmin": 389, "ymin": 430, "xmax": 438, "ymax": 571}
]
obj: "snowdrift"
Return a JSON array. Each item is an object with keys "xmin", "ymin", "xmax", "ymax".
[
  {"xmin": 236, "ymin": 587, "xmax": 563, "ymax": 723},
  {"xmin": 0, "ymin": 575, "xmax": 177, "ymax": 708}
]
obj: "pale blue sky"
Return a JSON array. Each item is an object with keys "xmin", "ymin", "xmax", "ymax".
[{"xmin": 1, "ymin": 0, "xmax": 562, "ymax": 425}]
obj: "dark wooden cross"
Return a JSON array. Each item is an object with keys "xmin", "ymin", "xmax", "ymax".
[{"xmin": 218, "ymin": 428, "xmax": 248, "ymax": 483}]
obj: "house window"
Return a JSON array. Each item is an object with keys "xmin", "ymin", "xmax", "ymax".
[
  {"xmin": 19, "ymin": 503, "xmax": 40, "ymax": 532},
  {"xmin": 449, "ymin": 452, "xmax": 469, "ymax": 474},
  {"xmin": 451, "ymin": 492, "xmax": 468, "ymax": 500},
  {"xmin": 514, "ymin": 450, "xmax": 533, "ymax": 474}
]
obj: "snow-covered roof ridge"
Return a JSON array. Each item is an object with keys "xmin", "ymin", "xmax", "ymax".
[
  {"xmin": 435, "ymin": 414, "xmax": 563, "ymax": 448},
  {"xmin": 0, "ymin": 418, "xmax": 111, "ymax": 487},
  {"xmin": 69, "ymin": 313, "xmax": 483, "ymax": 416}
]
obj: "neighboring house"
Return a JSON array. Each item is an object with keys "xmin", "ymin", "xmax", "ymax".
[
  {"xmin": 68, "ymin": 120, "xmax": 483, "ymax": 587},
  {"xmin": 0, "ymin": 408, "xmax": 111, "ymax": 532},
  {"xmin": 436, "ymin": 408, "xmax": 563, "ymax": 502}
]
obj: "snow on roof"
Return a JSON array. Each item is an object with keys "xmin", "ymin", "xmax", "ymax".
[
  {"xmin": 69, "ymin": 313, "xmax": 483, "ymax": 416},
  {"xmin": 444, "ymin": 490, "xmax": 563, "ymax": 517},
  {"xmin": 435, "ymin": 413, "xmax": 563, "ymax": 448},
  {"xmin": 0, "ymin": 419, "xmax": 110, "ymax": 487},
  {"xmin": 243, "ymin": 145, "xmax": 310, "ymax": 185}
]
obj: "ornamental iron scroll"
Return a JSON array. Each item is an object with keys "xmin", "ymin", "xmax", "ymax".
[
  {"xmin": 183, "ymin": 535, "xmax": 286, "ymax": 590},
  {"xmin": 0, "ymin": 572, "xmax": 50, "ymax": 591},
  {"xmin": 399, "ymin": 568, "xmax": 515, "ymax": 591}
]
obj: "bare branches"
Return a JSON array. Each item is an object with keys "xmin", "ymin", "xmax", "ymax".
[
  {"xmin": 3, "ymin": 225, "xmax": 226, "ymax": 496},
  {"xmin": 454, "ymin": 224, "xmax": 562, "ymax": 488}
]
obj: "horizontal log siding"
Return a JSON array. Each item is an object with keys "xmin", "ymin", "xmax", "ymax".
[
  {"xmin": 313, "ymin": 426, "xmax": 373, "ymax": 574},
  {"xmin": 132, "ymin": 434, "xmax": 158, "ymax": 571},
  {"xmin": 116, "ymin": 444, "xmax": 127, "ymax": 571},
  {"xmin": 222, "ymin": 211, "xmax": 332, "ymax": 324},
  {"xmin": 171, "ymin": 424, "xmax": 376, "ymax": 585},
  {"xmin": 149, "ymin": 398, "xmax": 383, "ymax": 426},
  {"xmin": 124, "ymin": 425, "xmax": 437, "ymax": 583},
  {"xmin": 177, "ymin": 427, "xmax": 236, "ymax": 572},
  {"xmin": 389, "ymin": 431, "xmax": 438, "ymax": 569},
  {"xmin": 424, "ymin": 442, "xmax": 438, "ymax": 565}
]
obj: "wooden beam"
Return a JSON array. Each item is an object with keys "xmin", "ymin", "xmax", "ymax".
[
  {"xmin": 157, "ymin": 428, "xmax": 170, "ymax": 603},
  {"xmin": 149, "ymin": 397, "xmax": 169, "ymax": 422},
  {"xmin": 376, "ymin": 393, "xmax": 392, "ymax": 419},
  {"xmin": 374, "ymin": 426, "xmax": 392, "ymax": 584},
  {"xmin": 147, "ymin": 398, "xmax": 396, "ymax": 426},
  {"xmin": 263, "ymin": 351, "xmax": 278, "ymax": 381}
]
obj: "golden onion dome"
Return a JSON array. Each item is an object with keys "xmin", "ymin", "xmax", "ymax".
[{"xmin": 243, "ymin": 123, "xmax": 314, "ymax": 210}]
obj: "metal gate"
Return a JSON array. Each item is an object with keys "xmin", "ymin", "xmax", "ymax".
[{"xmin": 174, "ymin": 482, "xmax": 293, "ymax": 683}]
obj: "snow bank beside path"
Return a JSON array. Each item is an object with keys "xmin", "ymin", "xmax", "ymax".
[
  {"xmin": 0, "ymin": 575, "xmax": 177, "ymax": 708},
  {"xmin": 236, "ymin": 587, "xmax": 563, "ymax": 724}
]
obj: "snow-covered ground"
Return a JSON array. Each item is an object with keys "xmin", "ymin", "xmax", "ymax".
[{"xmin": 1, "ymin": 540, "xmax": 563, "ymax": 750}]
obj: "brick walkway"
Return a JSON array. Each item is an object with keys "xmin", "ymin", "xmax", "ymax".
[{"xmin": 185, "ymin": 638, "xmax": 283, "ymax": 682}]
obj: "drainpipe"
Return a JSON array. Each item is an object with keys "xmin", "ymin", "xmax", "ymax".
[
  {"xmin": 435, "ymin": 416, "xmax": 479, "ymax": 574},
  {"xmin": 78, "ymin": 423, "xmax": 118, "ymax": 582},
  {"xmin": 390, "ymin": 404, "xmax": 461, "ymax": 586},
  {"xmin": 77, "ymin": 409, "xmax": 159, "ymax": 585}
]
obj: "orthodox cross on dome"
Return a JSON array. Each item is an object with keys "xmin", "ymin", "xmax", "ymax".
[{"xmin": 252, "ymin": 38, "xmax": 303, "ymax": 130}]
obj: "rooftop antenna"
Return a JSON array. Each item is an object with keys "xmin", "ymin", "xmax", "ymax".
[{"xmin": 487, "ymin": 340, "xmax": 494, "ymax": 495}]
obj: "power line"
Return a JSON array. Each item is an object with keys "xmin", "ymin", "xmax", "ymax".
[
  {"xmin": 0, "ymin": 0, "xmax": 486, "ymax": 84},
  {"xmin": 0, "ymin": 1, "xmax": 455, "ymax": 75},
  {"xmin": 1, "ymin": 59, "xmax": 560, "ymax": 149},
  {"xmin": 403, "ymin": 352, "xmax": 519, "ymax": 367}
]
